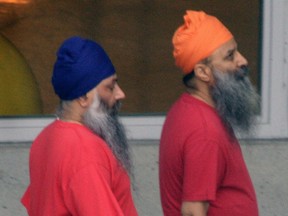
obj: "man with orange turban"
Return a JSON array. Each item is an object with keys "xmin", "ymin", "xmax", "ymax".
[{"xmin": 159, "ymin": 11, "xmax": 259, "ymax": 216}]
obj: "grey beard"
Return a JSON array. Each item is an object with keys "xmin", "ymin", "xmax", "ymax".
[
  {"xmin": 82, "ymin": 96, "xmax": 132, "ymax": 175},
  {"xmin": 211, "ymin": 66, "xmax": 260, "ymax": 135}
]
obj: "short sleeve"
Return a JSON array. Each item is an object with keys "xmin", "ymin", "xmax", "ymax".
[
  {"xmin": 63, "ymin": 163, "xmax": 124, "ymax": 216},
  {"xmin": 182, "ymin": 137, "xmax": 225, "ymax": 202}
]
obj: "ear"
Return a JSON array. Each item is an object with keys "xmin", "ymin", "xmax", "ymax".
[
  {"xmin": 193, "ymin": 63, "xmax": 213, "ymax": 83},
  {"xmin": 76, "ymin": 95, "xmax": 89, "ymax": 108}
]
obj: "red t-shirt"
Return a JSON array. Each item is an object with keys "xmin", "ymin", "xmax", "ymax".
[
  {"xmin": 159, "ymin": 93, "xmax": 258, "ymax": 216},
  {"xmin": 21, "ymin": 120, "xmax": 138, "ymax": 216}
]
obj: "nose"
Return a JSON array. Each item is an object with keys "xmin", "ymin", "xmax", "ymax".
[
  {"xmin": 114, "ymin": 84, "xmax": 126, "ymax": 100},
  {"xmin": 236, "ymin": 51, "xmax": 248, "ymax": 67}
]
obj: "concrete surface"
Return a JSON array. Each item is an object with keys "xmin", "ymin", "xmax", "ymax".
[{"xmin": 0, "ymin": 140, "xmax": 288, "ymax": 216}]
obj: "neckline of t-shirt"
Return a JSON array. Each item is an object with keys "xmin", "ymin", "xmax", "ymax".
[
  {"xmin": 182, "ymin": 92, "xmax": 217, "ymax": 112},
  {"xmin": 55, "ymin": 118, "xmax": 86, "ymax": 128}
]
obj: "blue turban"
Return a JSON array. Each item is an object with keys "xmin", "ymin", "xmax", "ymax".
[{"xmin": 52, "ymin": 36, "xmax": 115, "ymax": 100}]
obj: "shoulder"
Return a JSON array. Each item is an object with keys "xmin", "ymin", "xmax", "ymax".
[
  {"xmin": 164, "ymin": 93, "xmax": 221, "ymax": 136},
  {"xmin": 161, "ymin": 93, "xmax": 232, "ymax": 151},
  {"xmin": 40, "ymin": 120, "xmax": 104, "ymax": 144},
  {"xmin": 37, "ymin": 120, "xmax": 114, "ymax": 165}
]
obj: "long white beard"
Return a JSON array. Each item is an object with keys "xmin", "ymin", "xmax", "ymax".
[{"xmin": 82, "ymin": 94, "xmax": 132, "ymax": 174}]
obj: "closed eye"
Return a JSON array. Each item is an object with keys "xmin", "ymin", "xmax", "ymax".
[{"xmin": 225, "ymin": 49, "xmax": 236, "ymax": 61}]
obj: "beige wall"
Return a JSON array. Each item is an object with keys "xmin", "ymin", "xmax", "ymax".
[{"xmin": 0, "ymin": 0, "xmax": 260, "ymax": 115}]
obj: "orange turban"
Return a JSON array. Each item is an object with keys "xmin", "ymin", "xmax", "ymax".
[{"xmin": 172, "ymin": 10, "xmax": 233, "ymax": 74}]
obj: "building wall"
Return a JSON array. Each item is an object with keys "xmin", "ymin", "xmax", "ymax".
[
  {"xmin": 0, "ymin": 0, "xmax": 287, "ymax": 140},
  {"xmin": 0, "ymin": 0, "xmax": 260, "ymax": 115}
]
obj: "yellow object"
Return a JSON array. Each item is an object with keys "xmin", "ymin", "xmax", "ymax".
[{"xmin": 0, "ymin": 33, "xmax": 42, "ymax": 115}]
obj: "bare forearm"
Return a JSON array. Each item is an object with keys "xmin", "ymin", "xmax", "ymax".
[{"xmin": 181, "ymin": 201, "xmax": 209, "ymax": 216}]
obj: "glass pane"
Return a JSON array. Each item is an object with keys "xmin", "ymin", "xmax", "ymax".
[{"xmin": 0, "ymin": 0, "xmax": 261, "ymax": 115}]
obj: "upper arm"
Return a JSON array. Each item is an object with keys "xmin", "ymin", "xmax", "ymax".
[
  {"xmin": 181, "ymin": 201, "xmax": 209, "ymax": 216},
  {"xmin": 182, "ymin": 137, "xmax": 225, "ymax": 201}
]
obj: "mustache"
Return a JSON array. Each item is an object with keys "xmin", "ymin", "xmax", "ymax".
[
  {"xmin": 97, "ymin": 99, "xmax": 122, "ymax": 116},
  {"xmin": 234, "ymin": 65, "xmax": 249, "ymax": 80}
]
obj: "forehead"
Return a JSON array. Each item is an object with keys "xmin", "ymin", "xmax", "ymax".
[
  {"xmin": 210, "ymin": 38, "xmax": 237, "ymax": 59},
  {"xmin": 99, "ymin": 74, "xmax": 117, "ymax": 85}
]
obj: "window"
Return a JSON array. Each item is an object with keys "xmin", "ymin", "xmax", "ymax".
[{"xmin": 0, "ymin": 0, "xmax": 287, "ymax": 141}]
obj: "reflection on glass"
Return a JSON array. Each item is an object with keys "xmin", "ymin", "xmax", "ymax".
[{"xmin": 0, "ymin": 0, "xmax": 30, "ymax": 4}]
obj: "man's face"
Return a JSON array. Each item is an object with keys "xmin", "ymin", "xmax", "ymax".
[
  {"xmin": 88, "ymin": 74, "xmax": 125, "ymax": 109},
  {"xmin": 209, "ymin": 38, "xmax": 248, "ymax": 80},
  {"xmin": 202, "ymin": 38, "xmax": 260, "ymax": 134}
]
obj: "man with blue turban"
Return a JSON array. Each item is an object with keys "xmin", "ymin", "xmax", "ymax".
[{"xmin": 21, "ymin": 36, "xmax": 138, "ymax": 216}]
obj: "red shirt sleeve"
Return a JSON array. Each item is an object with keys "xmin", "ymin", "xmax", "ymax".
[
  {"xmin": 64, "ymin": 163, "xmax": 125, "ymax": 216},
  {"xmin": 182, "ymin": 137, "xmax": 226, "ymax": 202}
]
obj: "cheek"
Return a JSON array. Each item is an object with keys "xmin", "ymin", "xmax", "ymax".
[
  {"xmin": 105, "ymin": 98, "xmax": 115, "ymax": 108},
  {"xmin": 96, "ymin": 85, "xmax": 120, "ymax": 108},
  {"xmin": 97, "ymin": 87, "xmax": 111, "ymax": 99},
  {"xmin": 99, "ymin": 92, "xmax": 115, "ymax": 108},
  {"xmin": 213, "ymin": 60, "xmax": 238, "ymax": 72}
]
